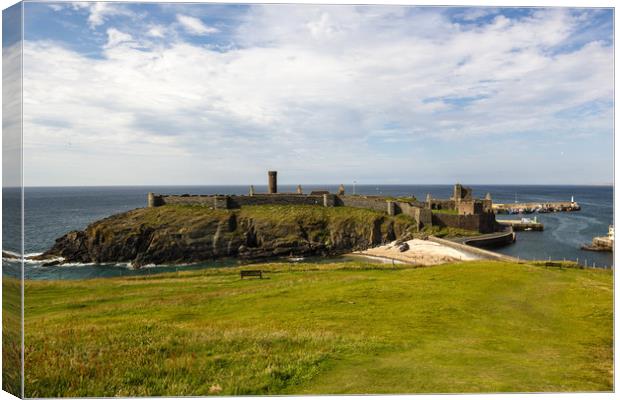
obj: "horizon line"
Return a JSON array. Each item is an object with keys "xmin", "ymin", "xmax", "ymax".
[{"xmin": 8, "ymin": 183, "xmax": 615, "ymax": 188}]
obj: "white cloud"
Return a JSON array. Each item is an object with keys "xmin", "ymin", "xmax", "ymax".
[
  {"xmin": 22, "ymin": 7, "xmax": 613, "ymax": 185},
  {"xmin": 72, "ymin": 2, "xmax": 136, "ymax": 29},
  {"xmin": 146, "ymin": 24, "xmax": 166, "ymax": 38},
  {"xmin": 3, "ymin": 42, "xmax": 22, "ymax": 187},
  {"xmin": 457, "ymin": 8, "xmax": 498, "ymax": 21},
  {"xmin": 176, "ymin": 14, "xmax": 219, "ymax": 35},
  {"xmin": 105, "ymin": 28, "xmax": 134, "ymax": 48}
]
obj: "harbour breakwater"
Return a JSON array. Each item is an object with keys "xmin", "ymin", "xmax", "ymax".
[
  {"xmin": 493, "ymin": 201, "xmax": 580, "ymax": 214},
  {"xmin": 496, "ymin": 219, "xmax": 544, "ymax": 231}
]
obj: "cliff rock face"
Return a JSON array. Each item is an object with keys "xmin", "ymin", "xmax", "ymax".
[{"xmin": 41, "ymin": 205, "xmax": 418, "ymax": 267}]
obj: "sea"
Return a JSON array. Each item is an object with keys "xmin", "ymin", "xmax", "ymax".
[{"xmin": 2, "ymin": 184, "xmax": 614, "ymax": 280}]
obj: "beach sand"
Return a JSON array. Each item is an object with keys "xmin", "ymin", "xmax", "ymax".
[{"xmin": 354, "ymin": 239, "xmax": 480, "ymax": 266}]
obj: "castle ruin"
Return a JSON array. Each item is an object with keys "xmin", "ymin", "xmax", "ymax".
[{"xmin": 147, "ymin": 171, "xmax": 499, "ymax": 233}]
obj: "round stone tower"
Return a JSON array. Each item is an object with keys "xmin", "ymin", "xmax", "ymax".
[
  {"xmin": 147, "ymin": 192, "xmax": 156, "ymax": 207},
  {"xmin": 268, "ymin": 171, "xmax": 278, "ymax": 194},
  {"xmin": 147, "ymin": 192, "xmax": 163, "ymax": 207}
]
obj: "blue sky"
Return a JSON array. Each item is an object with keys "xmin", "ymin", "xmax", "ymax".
[{"xmin": 11, "ymin": 3, "xmax": 614, "ymax": 185}]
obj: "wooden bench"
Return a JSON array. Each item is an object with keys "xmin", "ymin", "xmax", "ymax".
[{"xmin": 240, "ymin": 270, "xmax": 263, "ymax": 279}]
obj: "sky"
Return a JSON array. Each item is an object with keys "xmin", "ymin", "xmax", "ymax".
[{"xmin": 7, "ymin": 2, "xmax": 615, "ymax": 185}]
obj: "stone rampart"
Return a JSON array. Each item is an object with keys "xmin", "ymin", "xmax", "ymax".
[
  {"xmin": 432, "ymin": 212, "xmax": 496, "ymax": 234},
  {"xmin": 161, "ymin": 195, "xmax": 217, "ymax": 207},
  {"xmin": 426, "ymin": 199, "xmax": 455, "ymax": 210},
  {"xmin": 231, "ymin": 194, "xmax": 323, "ymax": 208},
  {"xmin": 337, "ymin": 195, "xmax": 389, "ymax": 213},
  {"xmin": 395, "ymin": 201, "xmax": 432, "ymax": 229},
  {"xmin": 417, "ymin": 208, "xmax": 433, "ymax": 228},
  {"xmin": 160, "ymin": 194, "xmax": 325, "ymax": 209}
]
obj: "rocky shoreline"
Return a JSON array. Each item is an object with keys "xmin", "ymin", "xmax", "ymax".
[{"xmin": 38, "ymin": 205, "xmax": 419, "ymax": 268}]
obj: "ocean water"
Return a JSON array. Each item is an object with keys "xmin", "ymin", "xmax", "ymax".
[{"xmin": 2, "ymin": 184, "xmax": 614, "ymax": 279}]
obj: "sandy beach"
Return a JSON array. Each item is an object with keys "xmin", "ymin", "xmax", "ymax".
[{"xmin": 354, "ymin": 239, "xmax": 481, "ymax": 266}]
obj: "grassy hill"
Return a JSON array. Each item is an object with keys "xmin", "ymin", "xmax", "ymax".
[{"xmin": 22, "ymin": 260, "xmax": 612, "ymax": 396}]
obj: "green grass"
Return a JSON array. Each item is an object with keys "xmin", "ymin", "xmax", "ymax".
[
  {"xmin": 3, "ymin": 276, "xmax": 22, "ymax": 396},
  {"xmin": 417, "ymin": 225, "xmax": 480, "ymax": 238},
  {"xmin": 23, "ymin": 261, "xmax": 612, "ymax": 396},
  {"xmin": 138, "ymin": 204, "xmax": 415, "ymax": 225},
  {"xmin": 237, "ymin": 204, "xmax": 415, "ymax": 225},
  {"xmin": 431, "ymin": 208, "xmax": 459, "ymax": 215},
  {"xmin": 382, "ymin": 196, "xmax": 418, "ymax": 203}
]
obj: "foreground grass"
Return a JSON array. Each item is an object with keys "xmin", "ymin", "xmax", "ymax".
[
  {"xmin": 23, "ymin": 261, "xmax": 612, "ymax": 396},
  {"xmin": 3, "ymin": 275, "xmax": 22, "ymax": 396}
]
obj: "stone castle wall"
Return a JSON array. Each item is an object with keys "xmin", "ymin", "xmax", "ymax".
[
  {"xmin": 432, "ymin": 212, "xmax": 496, "ymax": 234},
  {"xmin": 158, "ymin": 195, "xmax": 217, "ymax": 207},
  {"xmin": 149, "ymin": 193, "xmax": 432, "ymax": 228},
  {"xmin": 231, "ymin": 194, "xmax": 323, "ymax": 207},
  {"xmin": 427, "ymin": 199, "xmax": 456, "ymax": 210},
  {"xmin": 159, "ymin": 194, "xmax": 325, "ymax": 208},
  {"xmin": 396, "ymin": 202, "xmax": 433, "ymax": 228},
  {"xmin": 337, "ymin": 195, "xmax": 390, "ymax": 213},
  {"xmin": 148, "ymin": 191, "xmax": 492, "ymax": 233},
  {"xmin": 457, "ymin": 200, "xmax": 494, "ymax": 215},
  {"xmin": 457, "ymin": 200, "xmax": 482, "ymax": 216}
]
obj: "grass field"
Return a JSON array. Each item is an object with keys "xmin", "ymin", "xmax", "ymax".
[
  {"xmin": 22, "ymin": 260, "xmax": 612, "ymax": 396},
  {"xmin": 3, "ymin": 275, "xmax": 22, "ymax": 397}
]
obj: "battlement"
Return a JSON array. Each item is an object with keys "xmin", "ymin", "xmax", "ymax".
[{"xmin": 155, "ymin": 193, "xmax": 325, "ymax": 208}]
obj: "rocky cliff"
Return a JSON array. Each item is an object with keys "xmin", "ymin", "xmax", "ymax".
[{"xmin": 41, "ymin": 205, "xmax": 419, "ymax": 267}]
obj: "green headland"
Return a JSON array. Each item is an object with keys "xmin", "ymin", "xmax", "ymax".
[
  {"xmin": 40, "ymin": 204, "xmax": 478, "ymax": 267},
  {"xmin": 22, "ymin": 260, "xmax": 612, "ymax": 396}
]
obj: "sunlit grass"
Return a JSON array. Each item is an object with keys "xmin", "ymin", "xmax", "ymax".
[
  {"xmin": 3, "ymin": 276, "xmax": 22, "ymax": 396},
  {"xmin": 23, "ymin": 260, "xmax": 612, "ymax": 396}
]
